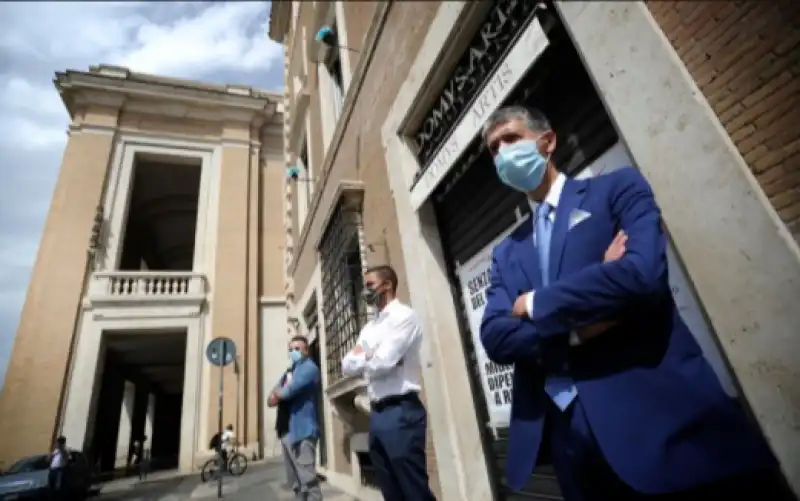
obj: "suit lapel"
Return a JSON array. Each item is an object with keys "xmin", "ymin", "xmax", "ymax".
[
  {"xmin": 512, "ymin": 220, "xmax": 542, "ymax": 290},
  {"xmin": 549, "ymin": 178, "xmax": 586, "ymax": 282}
]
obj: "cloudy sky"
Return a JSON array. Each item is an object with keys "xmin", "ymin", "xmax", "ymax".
[{"xmin": 0, "ymin": 1, "xmax": 284, "ymax": 385}]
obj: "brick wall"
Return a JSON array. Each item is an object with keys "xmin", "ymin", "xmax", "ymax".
[{"xmin": 648, "ymin": 1, "xmax": 800, "ymax": 241}]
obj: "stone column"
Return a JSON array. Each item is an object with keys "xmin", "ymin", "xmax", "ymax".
[
  {"xmin": 207, "ymin": 133, "xmax": 251, "ymax": 444},
  {"xmin": 115, "ymin": 381, "xmax": 135, "ymax": 468}
]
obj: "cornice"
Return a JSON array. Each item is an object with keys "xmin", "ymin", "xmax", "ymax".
[
  {"xmin": 268, "ymin": 1, "xmax": 292, "ymax": 43},
  {"xmin": 121, "ymin": 96, "xmax": 258, "ymax": 123},
  {"xmin": 72, "ymin": 91, "xmax": 126, "ymax": 109},
  {"xmin": 55, "ymin": 69, "xmax": 281, "ymax": 127},
  {"xmin": 313, "ymin": 180, "xmax": 365, "ymax": 251}
]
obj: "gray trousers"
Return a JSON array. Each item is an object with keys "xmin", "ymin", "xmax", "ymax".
[
  {"xmin": 281, "ymin": 436, "xmax": 322, "ymax": 501},
  {"xmin": 280, "ymin": 434, "xmax": 293, "ymax": 486}
]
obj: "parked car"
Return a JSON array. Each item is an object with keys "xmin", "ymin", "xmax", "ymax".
[{"xmin": 0, "ymin": 449, "xmax": 93, "ymax": 501}]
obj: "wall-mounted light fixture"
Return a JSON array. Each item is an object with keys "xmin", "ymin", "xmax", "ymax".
[{"xmin": 315, "ymin": 25, "xmax": 360, "ymax": 54}]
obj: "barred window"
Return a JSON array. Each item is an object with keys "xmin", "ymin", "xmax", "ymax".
[{"xmin": 320, "ymin": 197, "xmax": 367, "ymax": 383}]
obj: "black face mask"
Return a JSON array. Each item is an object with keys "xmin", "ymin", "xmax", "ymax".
[{"xmin": 361, "ymin": 282, "xmax": 384, "ymax": 306}]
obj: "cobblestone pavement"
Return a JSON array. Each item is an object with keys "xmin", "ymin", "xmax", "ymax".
[{"xmin": 94, "ymin": 460, "xmax": 351, "ymax": 501}]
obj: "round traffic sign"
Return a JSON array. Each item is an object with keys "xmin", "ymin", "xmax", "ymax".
[{"xmin": 206, "ymin": 337, "xmax": 237, "ymax": 367}]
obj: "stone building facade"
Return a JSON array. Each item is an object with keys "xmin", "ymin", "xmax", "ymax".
[
  {"xmin": 272, "ymin": 1, "xmax": 800, "ymax": 500},
  {"xmin": 0, "ymin": 65, "xmax": 289, "ymax": 474}
]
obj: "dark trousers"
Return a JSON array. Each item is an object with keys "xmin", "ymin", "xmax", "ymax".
[
  {"xmin": 542, "ymin": 397, "xmax": 795, "ymax": 501},
  {"xmin": 48, "ymin": 468, "xmax": 64, "ymax": 501},
  {"xmin": 137, "ymin": 459, "xmax": 149, "ymax": 481},
  {"xmin": 369, "ymin": 393, "xmax": 436, "ymax": 501},
  {"xmin": 220, "ymin": 448, "xmax": 229, "ymax": 471}
]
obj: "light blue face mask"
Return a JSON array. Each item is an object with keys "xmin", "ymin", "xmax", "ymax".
[
  {"xmin": 494, "ymin": 139, "xmax": 549, "ymax": 192},
  {"xmin": 289, "ymin": 349, "xmax": 303, "ymax": 364}
]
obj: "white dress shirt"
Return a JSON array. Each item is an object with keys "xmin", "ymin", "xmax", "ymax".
[
  {"xmin": 221, "ymin": 429, "xmax": 235, "ymax": 448},
  {"xmin": 341, "ymin": 299, "xmax": 423, "ymax": 401},
  {"xmin": 525, "ymin": 173, "xmax": 580, "ymax": 346},
  {"xmin": 50, "ymin": 448, "xmax": 65, "ymax": 469}
]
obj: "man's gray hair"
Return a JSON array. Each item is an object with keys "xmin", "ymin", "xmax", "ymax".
[{"xmin": 481, "ymin": 106, "xmax": 552, "ymax": 143}]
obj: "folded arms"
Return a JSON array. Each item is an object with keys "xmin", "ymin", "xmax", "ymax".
[{"xmin": 480, "ymin": 167, "xmax": 668, "ymax": 365}]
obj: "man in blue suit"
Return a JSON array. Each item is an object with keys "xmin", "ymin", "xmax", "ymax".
[
  {"xmin": 479, "ymin": 106, "xmax": 791, "ymax": 500},
  {"xmin": 268, "ymin": 335, "xmax": 323, "ymax": 500}
]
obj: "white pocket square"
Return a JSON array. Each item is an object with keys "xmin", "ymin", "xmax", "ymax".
[{"xmin": 568, "ymin": 209, "xmax": 592, "ymax": 230}]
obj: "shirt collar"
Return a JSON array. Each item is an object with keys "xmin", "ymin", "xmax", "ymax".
[{"xmin": 527, "ymin": 173, "xmax": 567, "ymax": 214}]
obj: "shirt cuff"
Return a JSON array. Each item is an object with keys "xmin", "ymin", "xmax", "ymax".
[
  {"xmin": 525, "ymin": 291, "xmax": 535, "ymax": 318},
  {"xmin": 569, "ymin": 331, "xmax": 581, "ymax": 346}
]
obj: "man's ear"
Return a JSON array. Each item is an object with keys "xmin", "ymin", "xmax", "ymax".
[{"xmin": 544, "ymin": 130, "xmax": 557, "ymax": 155}]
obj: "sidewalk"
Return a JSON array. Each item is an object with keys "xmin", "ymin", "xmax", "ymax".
[{"xmin": 95, "ymin": 459, "xmax": 352, "ymax": 501}]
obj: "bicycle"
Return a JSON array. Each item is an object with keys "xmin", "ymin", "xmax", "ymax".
[{"xmin": 200, "ymin": 443, "xmax": 248, "ymax": 483}]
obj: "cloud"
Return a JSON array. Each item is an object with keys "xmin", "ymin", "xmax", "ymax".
[{"xmin": 0, "ymin": 1, "xmax": 284, "ymax": 386}]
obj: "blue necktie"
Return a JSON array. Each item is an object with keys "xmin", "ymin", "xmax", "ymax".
[{"xmin": 536, "ymin": 203, "xmax": 578, "ymax": 411}]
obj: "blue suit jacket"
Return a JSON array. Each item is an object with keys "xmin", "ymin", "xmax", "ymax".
[
  {"xmin": 480, "ymin": 167, "xmax": 775, "ymax": 494},
  {"xmin": 277, "ymin": 358, "xmax": 320, "ymax": 445}
]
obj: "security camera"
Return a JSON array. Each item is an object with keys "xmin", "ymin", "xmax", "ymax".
[
  {"xmin": 315, "ymin": 25, "xmax": 336, "ymax": 46},
  {"xmin": 287, "ymin": 166, "xmax": 301, "ymax": 181}
]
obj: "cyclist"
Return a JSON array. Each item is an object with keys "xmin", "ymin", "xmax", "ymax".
[
  {"xmin": 208, "ymin": 424, "xmax": 235, "ymax": 473},
  {"xmin": 221, "ymin": 424, "xmax": 235, "ymax": 470}
]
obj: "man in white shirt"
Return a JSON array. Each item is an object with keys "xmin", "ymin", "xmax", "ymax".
[{"xmin": 341, "ymin": 265, "xmax": 436, "ymax": 501}]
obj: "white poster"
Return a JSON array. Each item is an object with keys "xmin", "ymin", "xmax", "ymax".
[
  {"xmin": 457, "ymin": 220, "xmax": 528, "ymax": 428},
  {"xmin": 456, "ymin": 143, "xmax": 737, "ymax": 430}
]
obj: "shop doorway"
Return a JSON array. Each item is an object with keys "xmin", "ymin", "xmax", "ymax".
[
  {"xmin": 415, "ymin": 1, "xmax": 742, "ymax": 498},
  {"xmin": 421, "ymin": 2, "xmax": 619, "ymax": 498}
]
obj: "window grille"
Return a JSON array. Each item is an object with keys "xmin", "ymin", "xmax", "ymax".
[{"xmin": 320, "ymin": 197, "xmax": 367, "ymax": 383}]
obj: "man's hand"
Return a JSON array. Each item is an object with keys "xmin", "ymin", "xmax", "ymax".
[
  {"xmin": 604, "ymin": 230, "xmax": 627, "ymax": 263},
  {"xmin": 512, "ymin": 294, "xmax": 529, "ymax": 318},
  {"xmin": 575, "ymin": 320, "xmax": 618, "ymax": 343},
  {"xmin": 351, "ymin": 344, "xmax": 365, "ymax": 356},
  {"xmin": 267, "ymin": 391, "xmax": 280, "ymax": 407}
]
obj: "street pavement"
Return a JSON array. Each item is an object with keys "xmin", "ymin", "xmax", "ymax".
[{"xmin": 94, "ymin": 459, "xmax": 352, "ymax": 501}]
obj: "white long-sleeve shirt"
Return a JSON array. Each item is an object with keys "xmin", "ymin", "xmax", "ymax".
[{"xmin": 341, "ymin": 299, "xmax": 423, "ymax": 401}]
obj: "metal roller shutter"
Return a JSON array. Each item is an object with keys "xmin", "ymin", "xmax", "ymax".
[{"xmin": 431, "ymin": 7, "xmax": 619, "ymax": 500}]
